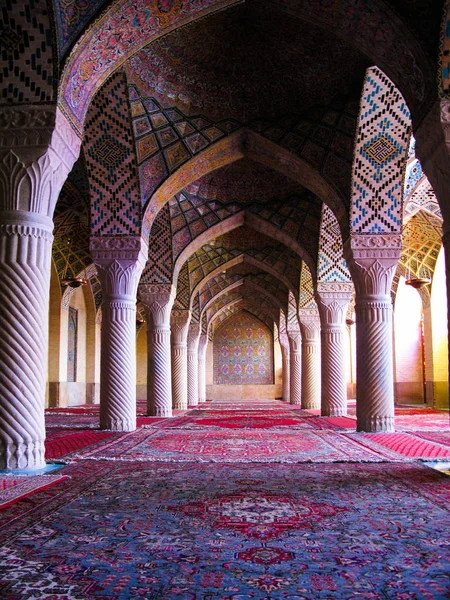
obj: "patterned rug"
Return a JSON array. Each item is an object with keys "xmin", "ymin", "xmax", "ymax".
[
  {"xmin": 0, "ymin": 461, "xmax": 448, "ymax": 598},
  {"xmin": 350, "ymin": 432, "xmax": 450, "ymax": 459},
  {"xmin": 73, "ymin": 427, "xmax": 405, "ymax": 463},
  {"xmin": 0, "ymin": 474, "xmax": 69, "ymax": 509},
  {"xmin": 45, "ymin": 429, "xmax": 120, "ymax": 460}
]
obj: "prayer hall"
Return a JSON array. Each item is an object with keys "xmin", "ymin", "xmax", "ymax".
[{"xmin": 1, "ymin": 0, "xmax": 450, "ymax": 597}]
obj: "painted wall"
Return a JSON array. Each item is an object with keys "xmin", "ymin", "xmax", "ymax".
[
  {"xmin": 394, "ymin": 277, "xmax": 424, "ymax": 404},
  {"xmin": 213, "ymin": 312, "xmax": 274, "ymax": 385},
  {"xmin": 430, "ymin": 248, "xmax": 449, "ymax": 408},
  {"xmin": 136, "ymin": 324, "xmax": 148, "ymax": 400}
]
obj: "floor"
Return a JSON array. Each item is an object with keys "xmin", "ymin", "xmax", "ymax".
[{"xmin": 0, "ymin": 399, "xmax": 449, "ymax": 599}]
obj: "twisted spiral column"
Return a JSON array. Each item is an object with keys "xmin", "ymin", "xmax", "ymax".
[
  {"xmin": 299, "ymin": 310, "xmax": 321, "ymax": 409},
  {"xmin": 317, "ymin": 285, "xmax": 352, "ymax": 417},
  {"xmin": 344, "ymin": 235, "xmax": 401, "ymax": 432},
  {"xmin": 0, "ymin": 214, "xmax": 54, "ymax": 469},
  {"xmin": 187, "ymin": 324, "xmax": 201, "ymax": 407},
  {"xmin": 91, "ymin": 236, "xmax": 147, "ymax": 431},
  {"xmin": 279, "ymin": 332, "xmax": 290, "ymax": 403},
  {"xmin": 288, "ymin": 330, "xmax": 302, "ymax": 406},
  {"xmin": 171, "ymin": 310, "xmax": 190, "ymax": 410},
  {"xmin": 140, "ymin": 284, "xmax": 175, "ymax": 417},
  {"xmin": 198, "ymin": 335, "xmax": 208, "ymax": 404}
]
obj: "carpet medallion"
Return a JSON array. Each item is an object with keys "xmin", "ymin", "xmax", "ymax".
[
  {"xmin": 74, "ymin": 428, "xmax": 402, "ymax": 463},
  {"xmin": 0, "ymin": 462, "xmax": 448, "ymax": 599}
]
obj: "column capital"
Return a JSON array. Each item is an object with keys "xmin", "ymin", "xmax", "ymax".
[
  {"xmin": 171, "ymin": 309, "xmax": 191, "ymax": 344},
  {"xmin": 0, "ymin": 106, "xmax": 81, "ymax": 216},
  {"xmin": 90, "ymin": 236, "xmax": 147, "ymax": 299},
  {"xmin": 198, "ymin": 334, "xmax": 208, "ymax": 352},
  {"xmin": 287, "ymin": 329, "xmax": 302, "ymax": 352},
  {"xmin": 278, "ymin": 331, "xmax": 290, "ymax": 350},
  {"xmin": 140, "ymin": 283, "xmax": 176, "ymax": 327},
  {"xmin": 188, "ymin": 322, "xmax": 201, "ymax": 345}
]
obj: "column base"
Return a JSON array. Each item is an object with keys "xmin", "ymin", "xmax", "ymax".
[
  {"xmin": 357, "ymin": 415, "xmax": 394, "ymax": 432},
  {"xmin": 290, "ymin": 399, "xmax": 301, "ymax": 406},
  {"xmin": 303, "ymin": 401, "xmax": 320, "ymax": 410},
  {"xmin": 321, "ymin": 408, "xmax": 347, "ymax": 417},
  {"xmin": 149, "ymin": 407, "xmax": 173, "ymax": 418},
  {"xmin": 0, "ymin": 440, "xmax": 45, "ymax": 470},
  {"xmin": 174, "ymin": 402, "xmax": 187, "ymax": 410},
  {"xmin": 100, "ymin": 417, "xmax": 136, "ymax": 432}
]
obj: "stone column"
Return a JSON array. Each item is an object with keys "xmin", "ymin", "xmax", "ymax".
[
  {"xmin": 287, "ymin": 328, "xmax": 302, "ymax": 406},
  {"xmin": 187, "ymin": 323, "xmax": 201, "ymax": 407},
  {"xmin": 139, "ymin": 284, "xmax": 175, "ymax": 417},
  {"xmin": 278, "ymin": 332, "xmax": 290, "ymax": 403},
  {"xmin": 90, "ymin": 237, "xmax": 147, "ymax": 431},
  {"xmin": 170, "ymin": 309, "xmax": 190, "ymax": 410},
  {"xmin": 198, "ymin": 334, "xmax": 208, "ymax": 404},
  {"xmin": 299, "ymin": 308, "xmax": 321, "ymax": 409},
  {"xmin": 345, "ymin": 235, "xmax": 401, "ymax": 432},
  {"xmin": 316, "ymin": 283, "xmax": 353, "ymax": 417},
  {"xmin": 0, "ymin": 106, "xmax": 80, "ymax": 469}
]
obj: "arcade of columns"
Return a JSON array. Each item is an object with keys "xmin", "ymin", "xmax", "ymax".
[{"xmin": 1, "ymin": 2, "xmax": 450, "ymax": 470}]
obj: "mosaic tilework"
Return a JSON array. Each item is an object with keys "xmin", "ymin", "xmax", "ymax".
[
  {"xmin": 169, "ymin": 175, "xmax": 322, "ymax": 264},
  {"xmin": 287, "ymin": 290, "xmax": 299, "ymax": 331},
  {"xmin": 318, "ymin": 204, "xmax": 351, "ymax": 283},
  {"xmin": 52, "ymin": 177, "xmax": 91, "ymax": 288},
  {"xmin": 83, "ymin": 71, "xmax": 142, "ymax": 236},
  {"xmin": 403, "ymin": 149, "xmax": 442, "ymax": 222},
  {"xmin": 213, "ymin": 311, "xmax": 273, "ymax": 385},
  {"xmin": 52, "ymin": 0, "xmax": 108, "ymax": 58},
  {"xmin": 299, "ymin": 263, "xmax": 318, "ymax": 310},
  {"xmin": 199, "ymin": 273, "xmax": 242, "ymax": 314},
  {"xmin": 351, "ymin": 67, "xmax": 411, "ymax": 233},
  {"xmin": 173, "ymin": 262, "xmax": 190, "ymax": 310},
  {"xmin": 246, "ymin": 272, "xmax": 289, "ymax": 309},
  {"xmin": 404, "ymin": 158, "xmax": 424, "ymax": 202},
  {"xmin": 0, "ymin": 0, "xmax": 55, "ymax": 103},
  {"xmin": 439, "ymin": 7, "xmax": 450, "ymax": 97},
  {"xmin": 206, "ymin": 291, "xmax": 243, "ymax": 327},
  {"xmin": 67, "ymin": 307, "xmax": 78, "ymax": 382},
  {"xmin": 400, "ymin": 212, "xmax": 442, "ymax": 280},
  {"xmin": 188, "ymin": 245, "xmax": 241, "ymax": 292},
  {"xmin": 141, "ymin": 204, "xmax": 173, "ymax": 284},
  {"xmin": 191, "ymin": 292, "xmax": 200, "ymax": 324},
  {"xmin": 210, "ymin": 304, "xmax": 274, "ymax": 341}
]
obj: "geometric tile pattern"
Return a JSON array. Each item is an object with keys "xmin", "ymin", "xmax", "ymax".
[
  {"xmin": 403, "ymin": 149, "xmax": 442, "ymax": 222},
  {"xmin": 206, "ymin": 291, "xmax": 243, "ymax": 326},
  {"xmin": 191, "ymin": 292, "xmax": 200, "ymax": 324},
  {"xmin": 199, "ymin": 273, "xmax": 242, "ymax": 314},
  {"xmin": 169, "ymin": 167, "xmax": 322, "ymax": 264},
  {"xmin": 83, "ymin": 71, "xmax": 142, "ymax": 235},
  {"xmin": 213, "ymin": 311, "xmax": 273, "ymax": 385},
  {"xmin": 141, "ymin": 205, "xmax": 173, "ymax": 284},
  {"xmin": 318, "ymin": 204, "xmax": 351, "ymax": 283},
  {"xmin": 299, "ymin": 263, "xmax": 318, "ymax": 310},
  {"xmin": 287, "ymin": 290, "xmax": 299, "ymax": 330},
  {"xmin": 351, "ymin": 67, "xmax": 411, "ymax": 233},
  {"xmin": 210, "ymin": 305, "xmax": 274, "ymax": 341},
  {"xmin": 187, "ymin": 231, "xmax": 301, "ymax": 300},
  {"xmin": 0, "ymin": 0, "xmax": 55, "ymax": 102},
  {"xmin": 52, "ymin": 0, "xmax": 108, "ymax": 58},
  {"xmin": 173, "ymin": 262, "xmax": 190, "ymax": 310},
  {"xmin": 399, "ymin": 212, "xmax": 442, "ymax": 280}
]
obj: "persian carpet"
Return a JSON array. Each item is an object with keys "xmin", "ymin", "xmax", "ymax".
[
  {"xmin": 0, "ymin": 461, "xmax": 448, "ymax": 598},
  {"xmin": 0, "ymin": 474, "xmax": 69, "ymax": 509},
  {"xmin": 45, "ymin": 429, "xmax": 119, "ymax": 460},
  {"xmin": 73, "ymin": 428, "xmax": 403, "ymax": 463},
  {"xmin": 347, "ymin": 432, "xmax": 450, "ymax": 459}
]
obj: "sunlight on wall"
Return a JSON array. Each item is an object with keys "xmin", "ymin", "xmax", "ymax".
[
  {"xmin": 431, "ymin": 247, "xmax": 449, "ymax": 407},
  {"xmin": 394, "ymin": 277, "xmax": 423, "ymax": 404},
  {"xmin": 136, "ymin": 325, "xmax": 148, "ymax": 400}
]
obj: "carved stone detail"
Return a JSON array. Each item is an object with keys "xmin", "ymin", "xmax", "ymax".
[
  {"xmin": 288, "ymin": 330, "xmax": 302, "ymax": 406},
  {"xmin": 317, "ymin": 290, "xmax": 351, "ymax": 417},
  {"xmin": 171, "ymin": 309, "xmax": 190, "ymax": 410},
  {"xmin": 187, "ymin": 323, "xmax": 201, "ymax": 407},
  {"xmin": 198, "ymin": 335, "xmax": 208, "ymax": 404},
  {"xmin": 0, "ymin": 215, "xmax": 54, "ymax": 468},
  {"xmin": 0, "ymin": 106, "xmax": 81, "ymax": 216},
  {"xmin": 299, "ymin": 310, "xmax": 321, "ymax": 410},
  {"xmin": 140, "ymin": 284, "xmax": 176, "ymax": 417},
  {"xmin": 279, "ymin": 331, "xmax": 290, "ymax": 403},
  {"xmin": 91, "ymin": 237, "xmax": 147, "ymax": 432}
]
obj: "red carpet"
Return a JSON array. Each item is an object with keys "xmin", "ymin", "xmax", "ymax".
[
  {"xmin": 0, "ymin": 474, "xmax": 68, "ymax": 509},
  {"xmin": 352, "ymin": 432, "xmax": 450, "ymax": 459},
  {"xmin": 45, "ymin": 429, "xmax": 118, "ymax": 459}
]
